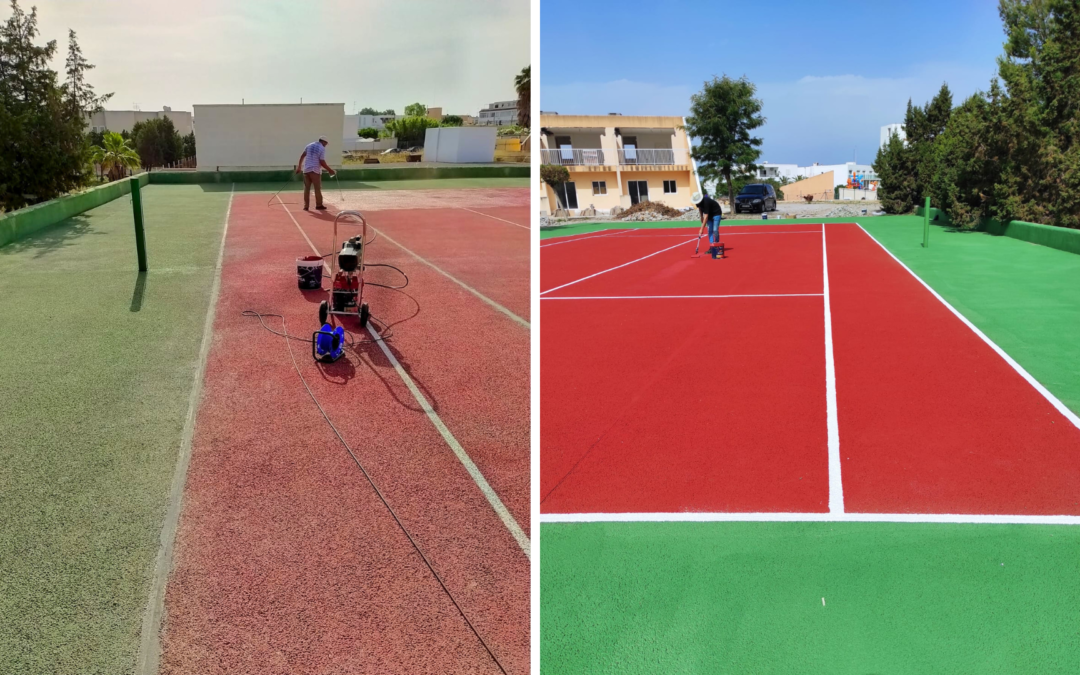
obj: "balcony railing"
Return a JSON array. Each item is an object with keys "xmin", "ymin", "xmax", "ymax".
[
  {"xmin": 541, "ymin": 147, "xmax": 689, "ymax": 166},
  {"xmin": 618, "ymin": 148, "xmax": 687, "ymax": 165},
  {"xmin": 541, "ymin": 148, "xmax": 608, "ymax": 166}
]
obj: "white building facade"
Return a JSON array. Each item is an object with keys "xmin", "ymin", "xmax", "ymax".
[
  {"xmin": 880, "ymin": 123, "xmax": 906, "ymax": 148},
  {"xmin": 87, "ymin": 106, "xmax": 193, "ymax": 136},
  {"xmin": 193, "ymin": 103, "xmax": 343, "ymax": 171},
  {"xmin": 754, "ymin": 161, "xmax": 878, "ymax": 188},
  {"xmin": 477, "ymin": 100, "xmax": 518, "ymax": 126}
]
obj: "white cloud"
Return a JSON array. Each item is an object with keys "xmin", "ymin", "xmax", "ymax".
[
  {"xmin": 541, "ymin": 62, "xmax": 997, "ymax": 165},
  {"xmin": 19, "ymin": 0, "xmax": 528, "ymax": 115}
]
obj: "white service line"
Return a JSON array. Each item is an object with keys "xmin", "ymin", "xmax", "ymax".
[
  {"xmin": 540, "ymin": 237, "xmax": 697, "ymax": 296},
  {"xmin": 823, "ymin": 224, "xmax": 843, "ymax": 514},
  {"xmin": 542, "ymin": 293, "xmax": 823, "ymax": 300},
  {"xmin": 457, "ymin": 206, "xmax": 529, "ymax": 230},
  {"xmin": 855, "ymin": 222, "xmax": 1080, "ymax": 431},
  {"xmin": 540, "ymin": 511, "xmax": 1080, "ymax": 525},
  {"xmin": 367, "ymin": 321, "xmax": 531, "ymax": 558},
  {"xmin": 540, "ymin": 229, "xmax": 625, "ymax": 248},
  {"xmin": 276, "ymin": 198, "xmax": 531, "ymax": 557}
]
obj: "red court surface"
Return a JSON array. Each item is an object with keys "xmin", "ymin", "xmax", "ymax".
[
  {"xmin": 541, "ymin": 222, "xmax": 1080, "ymax": 517},
  {"xmin": 162, "ymin": 191, "xmax": 528, "ymax": 674},
  {"xmin": 828, "ymin": 223, "xmax": 1080, "ymax": 515}
]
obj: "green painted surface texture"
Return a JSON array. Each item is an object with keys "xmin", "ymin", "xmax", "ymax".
[
  {"xmin": 0, "ymin": 185, "xmax": 228, "ymax": 673},
  {"xmin": 541, "ymin": 522, "xmax": 1080, "ymax": 675}
]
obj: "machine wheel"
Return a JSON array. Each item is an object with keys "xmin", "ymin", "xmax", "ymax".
[
  {"xmin": 319, "ymin": 300, "xmax": 329, "ymax": 326},
  {"xmin": 359, "ymin": 302, "xmax": 369, "ymax": 328}
]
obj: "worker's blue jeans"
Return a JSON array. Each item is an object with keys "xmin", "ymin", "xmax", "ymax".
[{"xmin": 706, "ymin": 215, "xmax": 721, "ymax": 243}]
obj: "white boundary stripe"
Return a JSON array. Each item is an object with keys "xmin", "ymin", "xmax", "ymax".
[
  {"xmin": 822, "ymin": 225, "xmax": 844, "ymax": 513},
  {"xmin": 540, "ymin": 512, "xmax": 1080, "ymax": 525},
  {"xmin": 367, "ymin": 321, "xmax": 531, "ymax": 558},
  {"xmin": 540, "ymin": 229, "xmax": 629, "ymax": 247},
  {"xmin": 277, "ymin": 198, "xmax": 530, "ymax": 557},
  {"xmin": 540, "ymin": 237, "xmax": 696, "ymax": 295},
  {"xmin": 138, "ymin": 184, "xmax": 235, "ymax": 675},
  {"xmin": 542, "ymin": 294, "xmax": 823, "ymax": 300},
  {"xmin": 855, "ymin": 222, "xmax": 1080, "ymax": 430},
  {"xmin": 457, "ymin": 206, "xmax": 529, "ymax": 230}
]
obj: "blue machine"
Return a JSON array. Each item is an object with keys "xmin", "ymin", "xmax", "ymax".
[{"xmin": 313, "ymin": 324, "xmax": 346, "ymax": 363}]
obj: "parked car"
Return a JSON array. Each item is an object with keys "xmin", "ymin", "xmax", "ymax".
[{"xmin": 734, "ymin": 184, "xmax": 777, "ymax": 213}]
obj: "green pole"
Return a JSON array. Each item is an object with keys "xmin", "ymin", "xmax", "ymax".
[
  {"xmin": 131, "ymin": 177, "xmax": 147, "ymax": 272},
  {"xmin": 922, "ymin": 196, "xmax": 930, "ymax": 248}
]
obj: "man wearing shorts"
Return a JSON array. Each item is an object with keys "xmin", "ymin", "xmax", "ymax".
[
  {"xmin": 295, "ymin": 136, "xmax": 336, "ymax": 211},
  {"xmin": 694, "ymin": 190, "xmax": 723, "ymax": 245}
]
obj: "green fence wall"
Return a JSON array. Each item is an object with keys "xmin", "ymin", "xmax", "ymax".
[
  {"xmin": 913, "ymin": 204, "xmax": 1080, "ymax": 256},
  {"xmin": 0, "ymin": 173, "xmax": 148, "ymax": 249},
  {"xmin": 0, "ymin": 164, "xmax": 528, "ymax": 249},
  {"xmin": 982, "ymin": 217, "xmax": 1080, "ymax": 255}
]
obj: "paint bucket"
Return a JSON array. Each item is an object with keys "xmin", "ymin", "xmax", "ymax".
[
  {"xmin": 761, "ymin": 213, "xmax": 768, "ymax": 220},
  {"xmin": 296, "ymin": 256, "xmax": 323, "ymax": 289}
]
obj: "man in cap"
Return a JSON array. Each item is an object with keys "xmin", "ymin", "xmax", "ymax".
[
  {"xmin": 693, "ymin": 189, "xmax": 723, "ymax": 247},
  {"xmin": 295, "ymin": 136, "xmax": 337, "ymax": 211}
]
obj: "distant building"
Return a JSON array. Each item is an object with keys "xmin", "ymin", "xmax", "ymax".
[
  {"xmin": 752, "ymin": 161, "xmax": 878, "ymax": 189},
  {"xmin": 478, "ymin": 100, "xmax": 518, "ymax": 126},
  {"xmin": 880, "ymin": 123, "xmax": 905, "ymax": 148},
  {"xmin": 539, "ymin": 112, "xmax": 701, "ymax": 215},
  {"xmin": 87, "ymin": 106, "xmax": 193, "ymax": 136}
]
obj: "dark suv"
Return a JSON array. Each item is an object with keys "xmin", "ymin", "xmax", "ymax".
[{"xmin": 734, "ymin": 184, "xmax": 777, "ymax": 213}]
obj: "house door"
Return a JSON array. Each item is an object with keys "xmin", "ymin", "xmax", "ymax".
[
  {"xmin": 628, "ymin": 180, "xmax": 649, "ymax": 205},
  {"xmin": 555, "ymin": 181, "xmax": 578, "ymax": 210},
  {"xmin": 622, "ymin": 136, "xmax": 638, "ymax": 164}
]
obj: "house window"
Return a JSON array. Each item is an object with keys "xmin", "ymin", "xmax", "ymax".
[
  {"xmin": 554, "ymin": 181, "xmax": 578, "ymax": 209},
  {"xmin": 663, "ymin": 180, "xmax": 677, "ymax": 194},
  {"xmin": 592, "ymin": 181, "xmax": 607, "ymax": 195}
]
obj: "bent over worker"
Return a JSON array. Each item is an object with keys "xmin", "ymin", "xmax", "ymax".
[
  {"xmin": 295, "ymin": 136, "xmax": 337, "ymax": 211},
  {"xmin": 693, "ymin": 190, "xmax": 723, "ymax": 245}
]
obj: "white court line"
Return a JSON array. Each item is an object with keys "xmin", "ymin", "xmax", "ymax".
[
  {"xmin": 540, "ymin": 229, "xmax": 629, "ymax": 247},
  {"xmin": 540, "ymin": 512, "xmax": 1080, "ymax": 525},
  {"xmin": 855, "ymin": 222, "xmax": 1080, "ymax": 430},
  {"xmin": 276, "ymin": 197, "xmax": 530, "ymax": 557},
  {"xmin": 822, "ymin": 224, "xmax": 843, "ymax": 514},
  {"xmin": 540, "ymin": 237, "xmax": 697, "ymax": 296},
  {"xmin": 457, "ymin": 206, "xmax": 529, "ymax": 230},
  {"xmin": 542, "ymin": 294, "xmax": 823, "ymax": 300},
  {"xmin": 138, "ymin": 184, "xmax": 234, "ymax": 675},
  {"xmin": 367, "ymin": 320, "xmax": 531, "ymax": 557}
]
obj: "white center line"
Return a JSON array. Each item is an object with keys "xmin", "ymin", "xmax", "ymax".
[
  {"xmin": 540, "ymin": 237, "xmax": 696, "ymax": 296},
  {"xmin": 275, "ymin": 197, "xmax": 530, "ymax": 557},
  {"xmin": 542, "ymin": 294, "xmax": 823, "ymax": 300},
  {"xmin": 540, "ymin": 512, "xmax": 1080, "ymax": 525},
  {"xmin": 823, "ymin": 224, "xmax": 844, "ymax": 514}
]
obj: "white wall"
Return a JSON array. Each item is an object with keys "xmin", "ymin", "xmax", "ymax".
[
  {"xmin": 422, "ymin": 126, "xmax": 496, "ymax": 163},
  {"xmin": 343, "ymin": 137, "xmax": 397, "ymax": 151},
  {"xmin": 88, "ymin": 109, "xmax": 193, "ymax": 136},
  {"xmin": 344, "ymin": 114, "xmax": 359, "ymax": 139},
  {"xmin": 194, "ymin": 103, "xmax": 343, "ymax": 170},
  {"xmin": 881, "ymin": 123, "xmax": 905, "ymax": 148}
]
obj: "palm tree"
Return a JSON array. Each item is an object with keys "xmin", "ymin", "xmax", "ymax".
[
  {"xmin": 90, "ymin": 132, "xmax": 140, "ymax": 182},
  {"xmin": 514, "ymin": 65, "xmax": 530, "ymax": 128}
]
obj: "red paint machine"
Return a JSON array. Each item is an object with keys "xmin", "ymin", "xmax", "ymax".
[{"xmin": 318, "ymin": 210, "xmax": 370, "ymax": 329}]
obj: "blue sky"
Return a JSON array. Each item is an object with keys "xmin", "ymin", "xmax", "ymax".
[{"xmin": 541, "ymin": 0, "xmax": 1003, "ymax": 166}]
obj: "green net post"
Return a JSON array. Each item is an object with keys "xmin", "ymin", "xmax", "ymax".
[
  {"xmin": 131, "ymin": 177, "xmax": 148, "ymax": 272},
  {"xmin": 922, "ymin": 196, "xmax": 930, "ymax": 248}
]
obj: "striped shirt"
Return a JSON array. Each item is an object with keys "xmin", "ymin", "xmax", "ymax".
[{"xmin": 301, "ymin": 141, "xmax": 325, "ymax": 173}]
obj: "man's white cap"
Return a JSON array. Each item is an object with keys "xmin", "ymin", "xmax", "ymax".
[
  {"xmin": 692, "ymin": 191, "xmax": 703, "ymax": 204},
  {"xmin": 318, "ymin": 135, "xmax": 328, "ymax": 143}
]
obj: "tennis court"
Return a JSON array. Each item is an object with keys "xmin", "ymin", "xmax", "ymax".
[{"xmin": 540, "ymin": 218, "xmax": 1080, "ymax": 673}]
